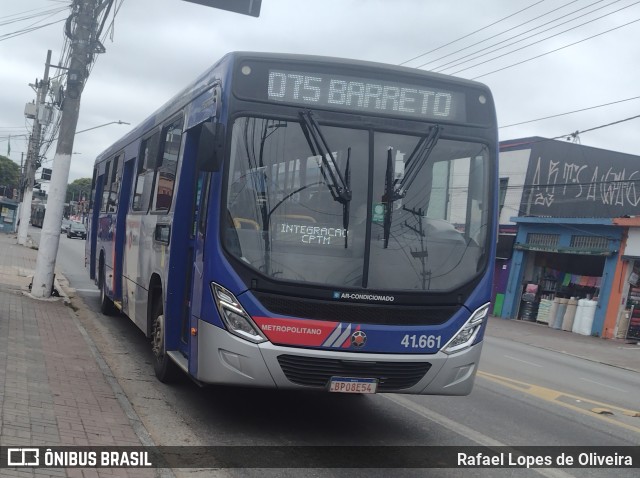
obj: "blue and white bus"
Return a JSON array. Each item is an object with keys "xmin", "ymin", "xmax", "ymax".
[{"xmin": 86, "ymin": 52, "xmax": 498, "ymax": 395}]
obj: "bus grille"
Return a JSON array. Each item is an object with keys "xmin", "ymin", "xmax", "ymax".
[
  {"xmin": 252, "ymin": 291, "xmax": 458, "ymax": 326},
  {"xmin": 277, "ymin": 354, "xmax": 431, "ymax": 391}
]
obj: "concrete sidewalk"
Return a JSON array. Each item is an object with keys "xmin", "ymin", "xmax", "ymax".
[
  {"xmin": 486, "ymin": 315, "xmax": 640, "ymax": 373},
  {"xmin": 0, "ymin": 233, "xmax": 156, "ymax": 478}
]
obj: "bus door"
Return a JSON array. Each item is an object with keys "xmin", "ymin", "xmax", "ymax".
[
  {"xmin": 87, "ymin": 168, "xmax": 98, "ymax": 280},
  {"xmin": 182, "ymin": 172, "xmax": 211, "ymax": 362},
  {"xmin": 90, "ymin": 170, "xmax": 106, "ymax": 282},
  {"xmin": 113, "ymin": 157, "xmax": 134, "ymax": 305}
]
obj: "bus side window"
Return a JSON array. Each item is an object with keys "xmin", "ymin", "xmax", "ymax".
[
  {"xmin": 100, "ymin": 161, "xmax": 111, "ymax": 213},
  {"xmin": 108, "ymin": 154, "xmax": 122, "ymax": 213},
  {"xmin": 152, "ymin": 117, "xmax": 183, "ymax": 213},
  {"xmin": 132, "ymin": 132, "xmax": 160, "ymax": 212},
  {"xmin": 88, "ymin": 168, "xmax": 97, "ymax": 214}
]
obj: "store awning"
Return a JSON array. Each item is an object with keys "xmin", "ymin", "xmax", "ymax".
[
  {"xmin": 621, "ymin": 255, "xmax": 640, "ymax": 261},
  {"xmin": 513, "ymin": 244, "xmax": 614, "ymax": 256}
]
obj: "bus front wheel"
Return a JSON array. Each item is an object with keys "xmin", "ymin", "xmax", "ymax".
[{"xmin": 151, "ymin": 298, "xmax": 180, "ymax": 383}]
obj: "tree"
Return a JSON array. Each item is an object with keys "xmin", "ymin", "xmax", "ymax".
[
  {"xmin": 0, "ymin": 155, "xmax": 20, "ymax": 199},
  {"xmin": 66, "ymin": 177, "xmax": 92, "ymax": 203}
]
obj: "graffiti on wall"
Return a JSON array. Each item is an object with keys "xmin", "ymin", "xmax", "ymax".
[{"xmin": 525, "ymin": 153, "xmax": 640, "ymax": 217}]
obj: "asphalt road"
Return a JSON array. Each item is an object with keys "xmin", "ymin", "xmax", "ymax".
[{"xmin": 39, "ymin": 226, "xmax": 640, "ymax": 477}]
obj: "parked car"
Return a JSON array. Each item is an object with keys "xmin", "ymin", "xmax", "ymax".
[
  {"xmin": 61, "ymin": 218, "xmax": 72, "ymax": 233},
  {"xmin": 66, "ymin": 221, "xmax": 87, "ymax": 239}
]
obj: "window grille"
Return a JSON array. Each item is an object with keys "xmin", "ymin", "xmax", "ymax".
[
  {"xmin": 570, "ymin": 235, "xmax": 608, "ymax": 250},
  {"xmin": 526, "ymin": 233, "xmax": 559, "ymax": 247}
]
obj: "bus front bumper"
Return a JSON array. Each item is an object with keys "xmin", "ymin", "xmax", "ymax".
[{"xmin": 195, "ymin": 319, "xmax": 483, "ymax": 395}]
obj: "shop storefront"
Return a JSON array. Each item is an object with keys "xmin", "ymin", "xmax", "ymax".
[
  {"xmin": 500, "ymin": 217, "xmax": 621, "ymax": 337},
  {"xmin": 603, "ymin": 219, "xmax": 640, "ymax": 341}
]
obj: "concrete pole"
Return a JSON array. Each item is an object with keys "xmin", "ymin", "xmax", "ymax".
[
  {"xmin": 17, "ymin": 50, "xmax": 52, "ymax": 245},
  {"xmin": 31, "ymin": 0, "xmax": 98, "ymax": 298}
]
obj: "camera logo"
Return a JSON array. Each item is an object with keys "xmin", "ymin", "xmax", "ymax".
[{"xmin": 7, "ymin": 448, "xmax": 40, "ymax": 466}]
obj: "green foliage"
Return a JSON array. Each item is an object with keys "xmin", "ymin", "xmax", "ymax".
[
  {"xmin": 0, "ymin": 155, "xmax": 20, "ymax": 198},
  {"xmin": 66, "ymin": 177, "xmax": 92, "ymax": 203}
]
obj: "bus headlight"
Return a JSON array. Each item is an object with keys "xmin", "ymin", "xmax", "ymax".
[
  {"xmin": 442, "ymin": 303, "xmax": 489, "ymax": 354},
  {"xmin": 211, "ymin": 283, "xmax": 267, "ymax": 344}
]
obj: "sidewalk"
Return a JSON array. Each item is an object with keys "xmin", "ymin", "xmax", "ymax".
[
  {"xmin": 0, "ymin": 233, "xmax": 156, "ymax": 478},
  {"xmin": 486, "ymin": 315, "xmax": 640, "ymax": 373}
]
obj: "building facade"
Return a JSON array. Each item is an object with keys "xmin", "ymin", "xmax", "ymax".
[{"xmin": 495, "ymin": 137, "xmax": 640, "ymax": 340}]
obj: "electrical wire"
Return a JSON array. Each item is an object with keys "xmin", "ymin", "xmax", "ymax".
[
  {"xmin": 432, "ymin": 0, "xmax": 632, "ymax": 73},
  {"xmin": 500, "ymin": 95, "xmax": 640, "ymax": 128},
  {"xmin": 449, "ymin": 6, "xmax": 640, "ymax": 76},
  {"xmin": 0, "ymin": 5, "xmax": 68, "ymax": 25},
  {"xmin": 0, "ymin": 18, "xmax": 67, "ymax": 42},
  {"xmin": 418, "ymin": 0, "xmax": 587, "ymax": 70},
  {"xmin": 501, "ymin": 113, "xmax": 640, "ymax": 147},
  {"xmin": 470, "ymin": 16, "xmax": 640, "ymax": 79},
  {"xmin": 400, "ymin": 0, "xmax": 548, "ymax": 66},
  {"xmin": 0, "ymin": 3, "xmax": 69, "ymax": 42}
]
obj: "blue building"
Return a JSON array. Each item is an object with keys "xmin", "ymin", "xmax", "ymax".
[{"xmin": 494, "ymin": 137, "xmax": 640, "ymax": 339}]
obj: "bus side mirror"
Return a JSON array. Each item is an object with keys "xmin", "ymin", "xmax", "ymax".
[{"xmin": 197, "ymin": 122, "xmax": 225, "ymax": 172}]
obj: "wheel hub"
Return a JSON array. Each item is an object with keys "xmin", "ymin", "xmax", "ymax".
[{"xmin": 152, "ymin": 314, "xmax": 164, "ymax": 358}]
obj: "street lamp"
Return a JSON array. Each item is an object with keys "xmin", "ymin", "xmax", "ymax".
[
  {"xmin": 46, "ymin": 121, "xmax": 131, "ymax": 143},
  {"xmin": 76, "ymin": 120, "xmax": 130, "ymax": 135}
]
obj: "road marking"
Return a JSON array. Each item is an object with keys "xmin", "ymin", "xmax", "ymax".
[
  {"xmin": 74, "ymin": 288, "xmax": 100, "ymax": 293},
  {"xmin": 478, "ymin": 371, "xmax": 640, "ymax": 435},
  {"xmin": 579, "ymin": 377, "xmax": 629, "ymax": 393},
  {"xmin": 382, "ymin": 394, "xmax": 575, "ymax": 478},
  {"xmin": 503, "ymin": 354, "xmax": 543, "ymax": 368}
]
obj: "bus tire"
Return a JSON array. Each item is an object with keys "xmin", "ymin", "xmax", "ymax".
[
  {"xmin": 99, "ymin": 264, "xmax": 118, "ymax": 316},
  {"xmin": 151, "ymin": 298, "xmax": 180, "ymax": 383}
]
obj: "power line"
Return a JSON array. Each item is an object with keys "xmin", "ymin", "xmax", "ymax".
[
  {"xmin": 399, "ymin": 0, "xmax": 548, "ymax": 66},
  {"xmin": 500, "ymin": 113, "xmax": 640, "ymax": 150},
  {"xmin": 418, "ymin": 0, "xmax": 587, "ymax": 70},
  {"xmin": 0, "ymin": 5, "xmax": 68, "ymax": 25},
  {"xmin": 0, "ymin": 3, "xmax": 69, "ymax": 41},
  {"xmin": 564, "ymin": 113, "xmax": 640, "ymax": 136},
  {"xmin": 500, "ymin": 95, "xmax": 640, "ymax": 128},
  {"xmin": 0, "ymin": 18, "xmax": 66, "ymax": 42},
  {"xmin": 470, "ymin": 16, "xmax": 640, "ymax": 79},
  {"xmin": 432, "ymin": 0, "xmax": 632, "ymax": 73},
  {"xmin": 448, "ymin": 3, "xmax": 640, "ymax": 76}
]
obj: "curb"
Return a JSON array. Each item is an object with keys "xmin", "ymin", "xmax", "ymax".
[
  {"xmin": 63, "ymin": 300, "xmax": 176, "ymax": 478},
  {"xmin": 60, "ymin": 279, "xmax": 177, "ymax": 478}
]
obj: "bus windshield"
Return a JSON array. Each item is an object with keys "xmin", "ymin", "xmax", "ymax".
[{"xmin": 225, "ymin": 116, "xmax": 489, "ymax": 292}]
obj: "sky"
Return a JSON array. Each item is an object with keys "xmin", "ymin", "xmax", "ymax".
[{"xmin": 1, "ymin": 0, "xmax": 639, "ymax": 184}]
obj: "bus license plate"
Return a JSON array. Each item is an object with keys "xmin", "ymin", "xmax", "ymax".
[{"xmin": 329, "ymin": 377, "xmax": 378, "ymax": 394}]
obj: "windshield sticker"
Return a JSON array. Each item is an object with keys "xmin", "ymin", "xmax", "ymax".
[
  {"xmin": 276, "ymin": 222, "xmax": 346, "ymax": 246},
  {"xmin": 372, "ymin": 203, "xmax": 385, "ymax": 224}
]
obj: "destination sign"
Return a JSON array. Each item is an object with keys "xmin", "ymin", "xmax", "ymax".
[{"xmin": 266, "ymin": 69, "xmax": 466, "ymax": 121}]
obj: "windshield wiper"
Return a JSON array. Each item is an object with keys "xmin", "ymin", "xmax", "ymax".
[
  {"xmin": 298, "ymin": 110, "xmax": 352, "ymax": 247},
  {"xmin": 298, "ymin": 110, "xmax": 352, "ymax": 204},
  {"xmin": 382, "ymin": 125, "xmax": 441, "ymax": 248}
]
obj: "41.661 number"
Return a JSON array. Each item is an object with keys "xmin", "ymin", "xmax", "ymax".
[{"xmin": 401, "ymin": 334, "xmax": 441, "ymax": 349}]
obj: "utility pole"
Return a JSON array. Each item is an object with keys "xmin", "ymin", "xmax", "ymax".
[
  {"xmin": 17, "ymin": 50, "xmax": 51, "ymax": 246},
  {"xmin": 31, "ymin": 0, "xmax": 101, "ymax": 298}
]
